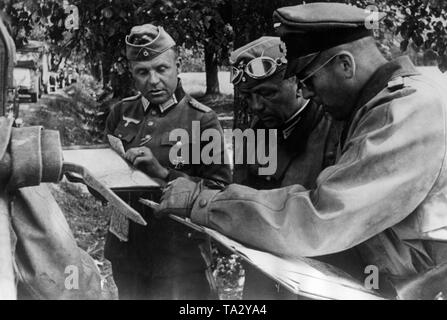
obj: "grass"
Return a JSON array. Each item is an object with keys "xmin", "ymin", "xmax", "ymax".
[{"xmin": 20, "ymin": 86, "xmax": 105, "ymax": 146}]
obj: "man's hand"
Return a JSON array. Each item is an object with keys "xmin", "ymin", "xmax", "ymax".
[
  {"xmin": 124, "ymin": 146, "xmax": 169, "ymax": 180},
  {"xmin": 156, "ymin": 177, "xmax": 202, "ymax": 218}
]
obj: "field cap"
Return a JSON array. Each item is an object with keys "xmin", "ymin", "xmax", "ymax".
[
  {"xmin": 126, "ymin": 24, "xmax": 176, "ymax": 61},
  {"xmin": 273, "ymin": 2, "xmax": 385, "ymax": 78},
  {"xmin": 230, "ymin": 36, "xmax": 287, "ymax": 89}
]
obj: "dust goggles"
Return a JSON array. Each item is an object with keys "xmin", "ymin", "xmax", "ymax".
[
  {"xmin": 231, "ymin": 56, "xmax": 287, "ymax": 85},
  {"xmin": 125, "ymin": 27, "xmax": 162, "ymax": 47}
]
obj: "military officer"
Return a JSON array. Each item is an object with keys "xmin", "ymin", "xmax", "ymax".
[
  {"xmin": 104, "ymin": 24, "xmax": 231, "ymax": 299},
  {"xmin": 230, "ymin": 36, "xmax": 363, "ymax": 299},
  {"xmin": 231, "ymin": 36, "xmax": 340, "ymax": 191},
  {"xmin": 157, "ymin": 3, "xmax": 447, "ymax": 299}
]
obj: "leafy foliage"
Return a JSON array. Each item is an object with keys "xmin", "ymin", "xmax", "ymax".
[
  {"xmin": 340, "ymin": 0, "xmax": 447, "ymax": 69},
  {"xmin": 213, "ymin": 253, "xmax": 245, "ymax": 289},
  {"xmin": 2, "ymin": 0, "xmax": 447, "ymax": 103},
  {"xmin": 1, "ymin": 0, "xmax": 233, "ymax": 97}
]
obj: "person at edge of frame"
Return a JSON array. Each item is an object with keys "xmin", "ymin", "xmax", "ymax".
[
  {"xmin": 0, "ymin": 15, "xmax": 101, "ymax": 300},
  {"xmin": 229, "ymin": 36, "xmax": 365, "ymax": 299},
  {"xmin": 103, "ymin": 23, "xmax": 232, "ymax": 300},
  {"xmin": 155, "ymin": 3, "xmax": 447, "ymax": 300}
]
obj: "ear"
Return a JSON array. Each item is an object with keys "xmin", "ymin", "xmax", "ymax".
[
  {"xmin": 129, "ymin": 61, "xmax": 136, "ymax": 75},
  {"xmin": 175, "ymin": 57, "xmax": 182, "ymax": 73},
  {"xmin": 337, "ymin": 52, "xmax": 355, "ymax": 79}
]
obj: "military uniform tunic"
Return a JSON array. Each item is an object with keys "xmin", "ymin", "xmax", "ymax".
[
  {"xmin": 104, "ymin": 80, "xmax": 231, "ymax": 299},
  {"xmin": 234, "ymin": 100, "xmax": 340, "ymax": 190}
]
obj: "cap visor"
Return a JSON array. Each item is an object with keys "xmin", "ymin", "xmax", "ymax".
[
  {"xmin": 284, "ymin": 58, "xmax": 299, "ymax": 79},
  {"xmin": 284, "ymin": 53, "xmax": 320, "ymax": 79}
]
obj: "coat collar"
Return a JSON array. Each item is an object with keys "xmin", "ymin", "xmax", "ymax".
[
  {"xmin": 340, "ymin": 56, "xmax": 420, "ymax": 148},
  {"xmin": 282, "ymin": 99, "xmax": 311, "ymax": 140},
  {"xmin": 354, "ymin": 56, "xmax": 420, "ymax": 110},
  {"xmin": 251, "ymin": 100, "xmax": 326, "ymax": 182},
  {"xmin": 141, "ymin": 78, "xmax": 186, "ymax": 113}
]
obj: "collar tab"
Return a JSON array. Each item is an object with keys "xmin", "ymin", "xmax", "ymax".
[
  {"xmin": 159, "ymin": 95, "xmax": 178, "ymax": 113},
  {"xmin": 282, "ymin": 99, "xmax": 310, "ymax": 139}
]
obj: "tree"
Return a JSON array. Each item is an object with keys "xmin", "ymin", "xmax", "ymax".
[
  {"xmin": 381, "ymin": 0, "xmax": 447, "ymax": 70},
  {"xmin": 1, "ymin": 0, "xmax": 234, "ymax": 97},
  {"xmin": 3, "ymin": 0, "xmax": 447, "ymax": 99}
]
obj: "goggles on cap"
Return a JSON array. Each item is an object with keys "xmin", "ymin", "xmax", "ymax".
[
  {"xmin": 125, "ymin": 27, "xmax": 161, "ymax": 47},
  {"xmin": 231, "ymin": 56, "xmax": 287, "ymax": 85}
]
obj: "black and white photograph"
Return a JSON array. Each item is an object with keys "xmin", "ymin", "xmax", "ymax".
[{"xmin": 0, "ymin": 0, "xmax": 447, "ymax": 307}]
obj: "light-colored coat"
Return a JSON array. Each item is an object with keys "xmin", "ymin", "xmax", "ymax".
[{"xmin": 191, "ymin": 57, "xmax": 447, "ymax": 280}]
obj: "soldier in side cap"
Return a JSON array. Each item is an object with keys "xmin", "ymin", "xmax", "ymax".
[
  {"xmin": 230, "ymin": 36, "xmax": 363, "ymax": 299},
  {"xmin": 104, "ymin": 24, "xmax": 231, "ymax": 299},
  {"xmin": 156, "ymin": 3, "xmax": 447, "ymax": 299}
]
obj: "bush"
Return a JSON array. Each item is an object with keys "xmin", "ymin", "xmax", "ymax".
[
  {"xmin": 179, "ymin": 45, "xmax": 205, "ymax": 73},
  {"xmin": 23, "ymin": 79, "xmax": 108, "ymax": 146}
]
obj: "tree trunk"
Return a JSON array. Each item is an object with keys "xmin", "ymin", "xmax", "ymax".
[
  {"xmin": 99, "ymin": 61, "xmax": 104, "ymax": 88},
  {"xmin": 204, "ymin": 44, "xmax": 220, "ymax": 95}
]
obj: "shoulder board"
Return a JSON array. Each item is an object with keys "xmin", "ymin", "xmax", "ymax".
[
  {"xmin": 387, "ymin": 76, "xmax": 405, "ymax": 91},
  {"xmin": 188, "ymin": 98, "xmax": 212, "ymax": 112},
  {"xmin": 121, "ymin": 93, "xmax": 142, "ymax": 102}
]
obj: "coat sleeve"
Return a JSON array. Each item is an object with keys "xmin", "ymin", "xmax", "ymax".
[
  {"xmin": 190, "ymin": 86, "xmax": 446, "ymax": 257},
  {"xmin": 11, "ymin": 185, "xmax": 102, "ymax": 299}
]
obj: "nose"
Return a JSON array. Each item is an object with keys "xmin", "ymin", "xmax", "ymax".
[
  {"xmin": 147, "ymin": 70, "xmax": 160, "ymax": 86},
  {"xmin": 250, "ymin": 94, "xmax": 264, "ymax": 112}
]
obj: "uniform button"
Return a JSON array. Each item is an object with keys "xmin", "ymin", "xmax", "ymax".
[
  {"xmin": 147, "ymin": 121, "xmax": 155, "ymax": 126},
  {"xmin": 265, "ymin": 176, "xmax": 272, "ymax": 181},
  {"xmin": 199, "ymin": 199, "xmax": 208, "ymax": 208},
  {"xmin": 118, "ymin": 133, "xmax": 123, "ymax": 138},
  {"xmin": 151, "ymin": 110, "xmax": 157, "ymax": 115},
  {"xmin": 187, "ymin": 232, "xmax": 192, "ymax": 238}
]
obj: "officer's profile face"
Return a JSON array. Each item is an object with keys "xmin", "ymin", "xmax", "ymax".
[
  {"xmin": 239, "ymin": 76, "xmax": 302, "ymax": 128},
  {"xmin": 299, "ymin": 53, "xmax": 354, "ymax": 120},
  {"xmin": 130, "ymin": 49, "xmax": 179, "ymax": 104}
]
